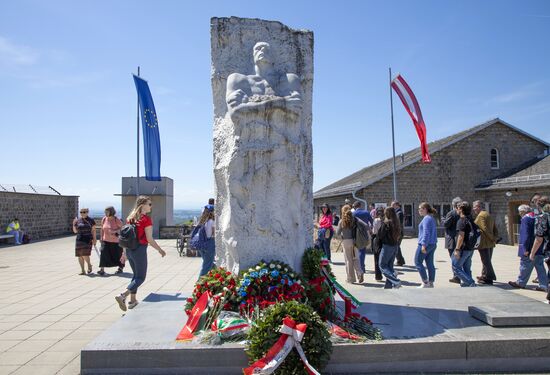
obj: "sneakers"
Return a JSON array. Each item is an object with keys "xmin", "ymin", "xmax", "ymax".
[
  {"xmin": 418, "ymin": 281, "xmax": 434, "ymax": 288},
  {"xmin": 115, "ymin": 294, "xmax": 127, "ymax": 311},
  {"xmin": 128, "ymin": 301, "xmax": 139, "ymax": 309},
  {"xmin": 477, "ymin": 279, "xmax": 493, "ymax": 285},
  {"xmin": 449, "ymin": 276, "xmax": 461, "ymax": 284},
  {"xmin": 508, "ymin": 281, "xmax": 524, "ymax": 289}
]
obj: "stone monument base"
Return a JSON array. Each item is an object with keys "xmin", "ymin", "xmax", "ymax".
[{"xmin": 81, "ymin": 289, "xmax": 550, "ymax": 374}]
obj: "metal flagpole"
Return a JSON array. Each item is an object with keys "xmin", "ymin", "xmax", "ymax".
[
  {"xmin": 389, "ymin": 67, "xmax": 398, "ymax": 202},
  {"xmin": 136, "ymin": 66, "xmax": 140, "ymax": 197}
]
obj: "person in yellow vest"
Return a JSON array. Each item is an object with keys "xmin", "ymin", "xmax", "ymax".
[{"xmin": 6, "ymin": 218, "xmax": 22, "ymax": 245}]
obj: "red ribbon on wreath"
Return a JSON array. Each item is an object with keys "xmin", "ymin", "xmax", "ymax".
[
  {"xmin": 176, "ymin": 291, "xmax": 211, "ymax": 341},
  {"xmin": 243, "ymin": 316, "xmax": 320, "ymax": 375}
]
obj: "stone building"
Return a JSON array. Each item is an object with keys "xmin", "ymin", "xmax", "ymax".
[{"xmin": 313, "ymin": 118, "xmax": 549, "ymax": 244}]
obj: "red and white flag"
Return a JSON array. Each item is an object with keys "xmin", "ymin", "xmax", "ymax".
[{"xmin": 391, "ymin": 74, "xmax": 431, "ymax": 163}]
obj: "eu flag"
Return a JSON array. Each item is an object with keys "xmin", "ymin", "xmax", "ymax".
[{"xmin": 133, "ymin": 75, "xmax": 161, "ymax": 181}]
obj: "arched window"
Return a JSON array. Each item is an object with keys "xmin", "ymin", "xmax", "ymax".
[{"xmin": 490, "ymin": 148, "xmax": 499, "ymax": 169}]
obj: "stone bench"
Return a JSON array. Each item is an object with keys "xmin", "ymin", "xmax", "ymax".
[{"xmin": 0, "ymin": 234, "xmax": 15, "ymax": 244}]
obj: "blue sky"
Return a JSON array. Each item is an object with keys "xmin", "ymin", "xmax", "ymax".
[{"xmin": 1, "ymin": 0, "xmax": 549, "ymax": 209}]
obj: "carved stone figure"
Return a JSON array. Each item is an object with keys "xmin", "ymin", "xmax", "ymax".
[{"xmin": 211, "ymin": 17, "xmax": 313, "ymax": 273}]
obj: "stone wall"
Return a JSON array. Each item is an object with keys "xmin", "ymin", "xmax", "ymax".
[
  {"xmin": 314, "ymin": 122, "xmax": 548, "ymax": 243},
  {"xmin": 480, "ymin": 187, "xmax": 549, "ymax": 245},
  {"xmin": 0, "ymin": 192, "xmax": 78, "ymax": 240},
  {"xmin": 159, "ymin": 225, "xmax": 192, "ymax": 239}
]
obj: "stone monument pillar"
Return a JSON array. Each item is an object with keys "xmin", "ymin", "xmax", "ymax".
[{"xmin": 211, "ymin": 17, "xmax": 314, "ymax": 274}]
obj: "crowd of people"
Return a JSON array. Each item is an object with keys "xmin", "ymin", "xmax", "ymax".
[
  {"xmin": 70, "ymin": 196, "xmax": 217, "ymax": 312},
  {"xmin": 317, "ymin": 194, "xmax": 550, "ymax": 303}
]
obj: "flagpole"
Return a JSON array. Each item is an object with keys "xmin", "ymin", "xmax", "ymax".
[
  {"xmin": 389, "ymin": 67, "xmax": 398, "ymax": 202},
  {"xmin": 136, "ymin": 66, "xmax": 140, "ymax": 197}
]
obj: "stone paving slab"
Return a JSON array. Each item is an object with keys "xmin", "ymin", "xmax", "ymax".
[
  {"xmin": 469, "ymin": 302, "xmax": 550, "ymax": 326},
  {"xmin": 1, "ymin": 236, "xmax": 549, "ymax": 374}
]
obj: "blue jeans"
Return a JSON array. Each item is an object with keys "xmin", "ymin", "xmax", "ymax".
[
  {"xmin": 517, "ymin": 255, "xmax": 548, "ymax": 289},
  {"xmin": 415, "ymin": 243, "xmax": 437, "ymax": 283},
  {"xmin": 358, "ymin": 248, "xmax": 367, "ymax": 273},
  {"xmin": 320, "ymin": 233, "xmax": 332, "ymax": 261},
  {"xmin": 199, "ymin": 238, "xmax": 216, "ymax": 277},
  {"xmin": 7, "ymin": 230, "xmax": 21, "ymax": 244},
  {"xmin": 379, "ymin": 244, "xmax": 400, "ymax": 288},
  {"xmin": 452, "ymin": 250, "xmax": 475, "ymax": 286},
  {"xmin": 126, "ymin": 244, "xmax": 148, "ymax": 293}
]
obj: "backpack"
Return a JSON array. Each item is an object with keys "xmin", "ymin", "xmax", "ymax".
[
  {"xmin": 189, "ymin": 224, "xmax": 208, "ymax": 251},
  {"xmin": 22, "ymin": 234, "xmax": 30, "ymax": 244},
  {"xmin": 466, "ymin": 219, "xmax": 481, "ymax": 250},
  {"xmin": 119, "ymin": 223, "xmax": 139, "ymax": 250}
]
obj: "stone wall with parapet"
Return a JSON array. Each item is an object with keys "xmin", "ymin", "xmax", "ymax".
[{"xmin": 0, "ymin": 192, "xmax": 78, "ymax": 240}]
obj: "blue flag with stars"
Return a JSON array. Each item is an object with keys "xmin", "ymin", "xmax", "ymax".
[{"xmin": 133, "ymin": 74, "xmax": 161, "ymax": 181}]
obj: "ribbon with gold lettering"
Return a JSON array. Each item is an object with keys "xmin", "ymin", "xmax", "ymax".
[{"xmin": 176, "ymin": 291, "xmax": 211, "ymax": 341}]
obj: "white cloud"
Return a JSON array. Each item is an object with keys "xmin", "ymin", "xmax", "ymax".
[
  {"xmin": 0, "ymin": 36, "xmax": 39, "ymax": 66},
  {"xmin": 485, "ymin": 81, "xmax": 543, "ymax": 105}
]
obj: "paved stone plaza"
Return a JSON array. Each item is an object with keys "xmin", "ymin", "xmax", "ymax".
[{"xmin": 0, "ymin": 236, "xmax": 548, "ymax": 374}]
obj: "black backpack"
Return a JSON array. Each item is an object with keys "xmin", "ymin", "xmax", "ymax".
[
  {"xmin": 119, "ymin": 223, "xmax": 139, "ymax": 250},
  {"xmin": 466, "ymin": 219, "xmax": 481, "ymax": 250}
]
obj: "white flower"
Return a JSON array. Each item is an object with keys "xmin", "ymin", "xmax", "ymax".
[
  {"xmin": 270, "ymin": 264, "xmax": 275, "ymax": 269},
  {"xmin": 296, "ymin": 280, "xmax": 301, "ymax": 285},
  {"xmin": 284, "ymin": 268, "xmax": 288, "ymax": 272},
  {"xmin": 276, "ymin": 265, "xmax": 281, "ymax": 269},
  {"xmin": 249, "ymin": 268, "xmax": 254, "ymax": 273},
  {"xmin": 256, "ymin": 266, "xmax": 261, "ymax": 270},
  {"xmin": 223, "ymin": 287, "xmax": 229, "ymax": 292},
  {"xmin": 290, "ymin": 273, "xmax": 295, "ymax": 278}
]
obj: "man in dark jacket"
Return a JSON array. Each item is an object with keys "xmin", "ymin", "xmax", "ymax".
[
  {"xmin": 391, "ymin": 201, "xmax": 406, "ymax": 266},
  {"xmin": 442, "ymin": 197, "xmax": 462, "ymax": 283}
]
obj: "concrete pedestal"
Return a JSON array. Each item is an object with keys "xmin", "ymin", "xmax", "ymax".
[
  {"xmin": 117, "ymin": 177, "xmax": 173, "ymax": 237},
  {"xmin": 81, "ymin": 288, "xmax": 550, "ymax": 374}
]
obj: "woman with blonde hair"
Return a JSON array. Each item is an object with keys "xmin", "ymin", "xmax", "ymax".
[
  {"xmin": 336, "ymin": 204, "xmax": 369, "ymax": 283},
  {"xmin": 98, "ymin": 206, "xmax": 124, "ymax": 276},
  {"xmin": 377, "ymin": 207, "xmax": 402, "ymax": 289},
  {"xmin": 115, "ymin": 196, "xmax": 166, "ymax": 311},
  {"xmin": 198, "ymin": 205, "xmax": 216, "ymax": 277},
  {"xmin": 415, "ymin": 202, "xmax": 438, "ymax": 288}
]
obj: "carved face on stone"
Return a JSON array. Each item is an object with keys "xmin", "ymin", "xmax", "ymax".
[{"xmin": 253, "ymin": 42, "xmax": 273, "ymax": 65}]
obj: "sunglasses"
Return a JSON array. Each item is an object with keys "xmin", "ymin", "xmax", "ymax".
[{"xmin": 80, "ymin": 211, "xmax": 88, "ymax": 214}]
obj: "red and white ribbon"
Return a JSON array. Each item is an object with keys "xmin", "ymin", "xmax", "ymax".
[{"xmin": 243, "ymin": 317, "xmax": 320, "ymax": 375}]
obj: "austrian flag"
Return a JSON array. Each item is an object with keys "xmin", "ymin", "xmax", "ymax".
[{"xmin": 391, "ymin": 74, "xmax": 431, "ymax": 163}]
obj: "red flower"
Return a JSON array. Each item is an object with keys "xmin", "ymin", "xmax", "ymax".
[{"xmin": 214, "ymin": 273, "xmax": 221, "ymax": 278}]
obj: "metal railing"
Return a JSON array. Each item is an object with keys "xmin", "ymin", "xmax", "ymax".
[
  {"xmin": 0, "ymin": 184, "xmax": 61, "ymax": 195},
  {"xmin": 480, "ymin": 173, "xmax": 550, "ymax": 187}
]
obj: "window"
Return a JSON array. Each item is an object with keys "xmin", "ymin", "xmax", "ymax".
[
  {"xmin": 403, "ymin": 204, "xmax": 414, "ymax": 228},
  {"xmin": 433, "ymin": 204, "xmax": 442, "ymax": 223},
  {"xmin": 433, "ymin": 204, "xmax": 452, "ymax": 227},
  {"xmin": 490, "ymin": 148, "xmax": 499, "ymax": 169}
]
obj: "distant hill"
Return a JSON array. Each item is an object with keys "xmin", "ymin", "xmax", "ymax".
[{"xmin": 88, "ymin": 208, "xmax": 201, "ymax": 225}]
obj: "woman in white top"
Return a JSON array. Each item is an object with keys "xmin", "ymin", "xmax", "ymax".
[{"xmin": 199, "ymin": 205, "xmax": 216, "ymax": 277}]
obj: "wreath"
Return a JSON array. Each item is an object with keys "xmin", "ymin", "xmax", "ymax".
[
  {"xmin": 185, "ymin": 266, "xmax": 238, "ymax": 316},
  {"xmin": 301, "ymin": 248, "xmax": 337, "ymax": 321},
  {"xmin": 237, "ymin": 260, "xmax": 305, "ymax": 315},
  {"xmin": 245, "ymin": 301, "xmax": 332, "ymax": 375}
]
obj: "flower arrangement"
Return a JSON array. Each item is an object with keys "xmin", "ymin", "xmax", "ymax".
[
  {"xmin": 301, "ymin": 248, "xmax": 337, "ymax": 321},
  {"xmin": 245, "ymin": 301, "xmax": 332, "ymax": 375},
  {"xmin": 185, "ymin": 266, "xmax": 239, "ymax": 316},
  {"xmin": 237, "ymin": 260, "xmax": 305, "ymax": 315}
]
